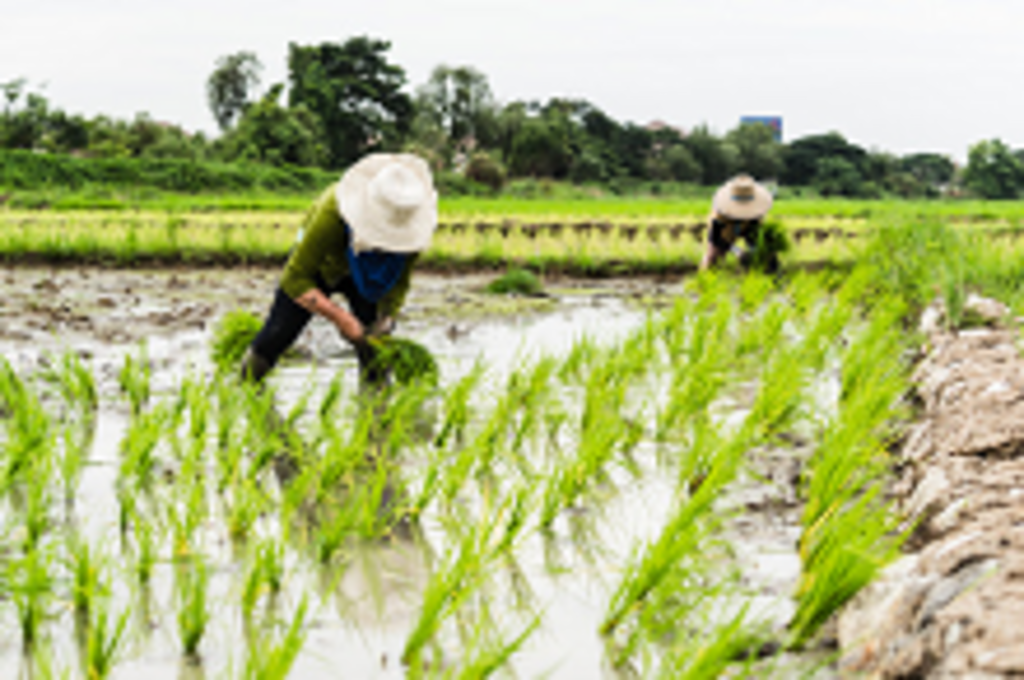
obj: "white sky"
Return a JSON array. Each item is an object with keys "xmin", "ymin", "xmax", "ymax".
[{"xmin": 3, "ymin": 0, "xmax": 1022, "ymax": 161}]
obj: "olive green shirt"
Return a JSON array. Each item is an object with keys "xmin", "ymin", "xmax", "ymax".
[{"xmin": 280, "ymin": 184, "xmax": 418, "ymax": 318}]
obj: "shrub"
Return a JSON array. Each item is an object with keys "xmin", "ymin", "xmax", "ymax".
[{"xmin": 464, "ymin": 151, "xmax": 506, "ymax": 193}]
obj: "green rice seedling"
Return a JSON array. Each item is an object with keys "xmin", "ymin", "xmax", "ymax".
[
  {"xmin": 132, "ymin": 511, "xmax": 157, "ymax": 585},
  {"xmin": 243, "ymin": 598, "xmax": 308, "ymax": 680},
  {"xmin": 182, "ymin": 375, "xmax": 211, "ymax": 461},
  {"xmin": 373, "ymin": 378, "xmax": 438, "ymax": 452},
  {"xmin": 484, "ymin": 267, "xmax": 544, "ymax": 296},
  {"xmin": 790, "ymin": 487, "xmax": 902, "ymax": 647},
  {"xmin": 118, "ymin": 343, "xmax": 151, "ymax": 417},
  {"xmin": 433, "ymin": 362, "xmax": 485, "ymax": 449},
  {"xmin": 82, "ymin": 582, "xmax": 130, "ymax": 680},
  {"xmin": 27, "ymin": 643, "xmax": 69, "ymax": 680},
  {"xmin": 241, "ymin": 536, "xmax": 287, "ymax": 622},
  {"xmin": 312, "ymin": 502, "xmax": 357, "ymax": 565},
  {"xmin": 226, "ymin": 477, "xmax": 268, "ymax": 543},
  {"xmin": 789, "ymin": 300, "xmax": 911, "ymax": 646},
  {"xmin": 315, "ymin": 372, "xmax": 346, "ymax": 437},
  {"xmin": 0, "ymin": 359, "xmax": 53, "ymax": 489},
  {"xmin": 10, "ymin": 545, "xmax": 53, "ymax": 649},
  {"xmin": 508, "ymin": 356, "xmax": 559, "ymax": 454},
  {"xmin": 57, "ymin": 417, "xmax": 94, "ymax": 510},
  {"xmin": 859, "ymin": 218, "xmax": 965, "ymax": 319},
  {"xmin": 734, "ymin": 298, "xmax": 789, "ymax": 364},
  {"xmin": 211, "ymin": 309, "xmax": 263, "ymax": 370},
  {"xmin": 44, "ymin": 350, "xmax": 98, "ymax": 414},
  {"xmin": 176, "ymin": 556, "xmax": 211, "ymax": 659},
  {"xmin": 443, "ymin": 612, "xmax": 542, "ymax": 679},
  {"xmin": 601, "ymin": 429, "xmax": 746, "ymax": 639},
  {"xmin": 21, "ymin": 456, "xmax": 54, "ymax": 550},
  {"xmin": 119, "ymin": 403, "xmax": 167, "ymax": 485},
  {"xmin": 655, "ymin": 605, "xmax": 759, "ymax": 680},
  {"xmin": 744, "ymin": 347, "xmax": 808, "ymax": 445},
  {"xmin": 737, "ymin": 271, "xmax": 777, "ymax": 313},
  {"xmin": 401, "ymin": 510, "xmax": 502, "ymax": 668},
  {"xmin": 168, "ymin": 471, "xmax": 209, "ymax": 560},
  {"xmin": 67, "ymin": 536, "xmax": 103, "ymax": 619},
  {"xmin": 557, "ymin": 332, "xmax": 601, "ymax": 384}
]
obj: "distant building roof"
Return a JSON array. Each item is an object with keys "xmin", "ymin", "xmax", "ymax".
[{"xmin": 645, "ymin": 120, "xmax": 686, "ymax": 138}]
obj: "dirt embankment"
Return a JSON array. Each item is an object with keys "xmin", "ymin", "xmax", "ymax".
[{"xmin": 840, "ymin": 296, "xmax": 1024, "ymax": 678}]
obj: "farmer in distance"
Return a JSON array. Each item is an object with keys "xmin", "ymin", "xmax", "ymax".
[
  {"xmin": 240, "ymin": 153, "xmax": 437, "ymax": 384},
  {"xmin": 700, "ymin": 174, "xmax": 778, "ymax": 273}
]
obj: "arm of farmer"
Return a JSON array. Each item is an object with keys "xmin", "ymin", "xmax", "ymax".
[
  {"xmin": 280, "ymin": 187, "xmax": 368, "ymax": 343},
  {"xmin": 372, "ymin": 253, "xmax": 420, "ymax": 336}
]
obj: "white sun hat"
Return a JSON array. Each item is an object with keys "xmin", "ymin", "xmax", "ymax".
[
  {"xmin": 712, "ymin": 174, "xmax": 774, "ymax": 221},
  {"xmin": 336, "ymin": 153, "xmax": 438, "ymax": 252}
]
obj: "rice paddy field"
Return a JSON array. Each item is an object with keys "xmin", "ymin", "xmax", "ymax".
[
  {"xmin": 6, "ymin": 198, "xmax": 1024, "ymax": 275},
  {"xmin": 0, "ymin": 198, "xmax": 1023, "ymax": 678}
]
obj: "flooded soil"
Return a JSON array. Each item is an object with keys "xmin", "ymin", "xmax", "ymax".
[{"xmin": 0, "ymin": 265, "xmax": 825, "ymax": 679}]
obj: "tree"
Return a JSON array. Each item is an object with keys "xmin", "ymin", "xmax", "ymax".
[
  {"xmin": 726, "ymin": 122, "xmax": 784, "ymax": 180},
  {"xmin": 288, "ymin": 37, "xmax": 414, "ymax": 168},
  {"xmin": 663, "ymin": 145, "xmax": 702, "ymax": 183},
  {"xmin": 963, "ymin": 139, "xmax": 1024, "ymax": 199},
  {"xmin": 900, "ymin": 152, "xmax": 955, "ymax": 188},
  {"xmin": 218, "ymin": 84, "xmax": 326, "ymax": 167},
  {"xmin": 813, "ymin": 157, "xmax": 868, "ymax": 197},
  {"xmin": 782, "ymin": 132, "xmax": 868, "ymax": 186},
  {"xmin": 683, "ymin": 125, "xmax": 737, "ymax": 184},
  {"xmin": 416, "ymin": 65, "xmax": 497, "ymax": 148},
  {"xmin": 206, "ymin": 51, "xmax": 262, "ymax": 131},
  {"xmin": 508, "ymin": 118, "xmax": 572, "ymax": 177}
]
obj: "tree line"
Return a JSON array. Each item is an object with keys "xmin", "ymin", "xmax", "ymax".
[{"xmin": 3, "ymin": 36, "xmax": 1024, "ymax": 199}]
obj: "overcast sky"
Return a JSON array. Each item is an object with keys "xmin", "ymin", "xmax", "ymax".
[{"xmin": 3, "ymin": 0, "xmax": 1022, "ymax": 161}]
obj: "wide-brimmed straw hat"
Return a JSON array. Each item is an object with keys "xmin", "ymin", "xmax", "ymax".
[
  {"xmin": 337, "ymin": 153, "xmax": 438, "ymax": 253},
  {"xmin": 712, "ymin": 175, "xmax": 773, "ymax": 220}
]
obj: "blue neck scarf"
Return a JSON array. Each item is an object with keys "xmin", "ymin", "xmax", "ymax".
[{"xmin": 345, "ymin": 225, "xmax": 409, "ymax": 303}]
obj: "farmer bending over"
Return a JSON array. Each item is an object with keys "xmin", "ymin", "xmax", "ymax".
[
  {"xmin": 700, "ymin": 174, "xmax": 777, "ymax": 273},
  {"xmin": 241, "ymin": 153, "xmax": 437, "ymax": 384}
]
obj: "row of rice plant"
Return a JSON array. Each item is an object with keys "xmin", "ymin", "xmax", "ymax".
[
  {"xmin": 0, "ymin": 212, "xmax": 861, "ymax": 274},
  {"xmin": 0, "ymin": 255, "xmax": 919, "ymax": 677}
]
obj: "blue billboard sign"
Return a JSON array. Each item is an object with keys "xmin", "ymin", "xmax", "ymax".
[{"xmin": 740, "ymin": 116, "xmax": 783, "ymax": 142}]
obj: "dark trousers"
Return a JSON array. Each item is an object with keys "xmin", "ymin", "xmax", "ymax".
[{"xmin": 251, "ymin": 274, "xmax": 378, "ymax": 367}]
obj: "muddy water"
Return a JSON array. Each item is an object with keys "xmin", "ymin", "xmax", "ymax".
[{"xmin": 0, "ymin": 266, "xmax": 817, "ymax": 678}]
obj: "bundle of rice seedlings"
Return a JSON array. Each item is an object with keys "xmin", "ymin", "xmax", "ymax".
[
  {"xmin": 484, "ymin": 268, "xmax": 544, "ymax": 296},
  {"xmin": 210, "ymin": 309, "xmax": 262, "ymax": 369},
  {"xmin": 372, "ymin": 336, "xmax": 439, "ymax": 387}
]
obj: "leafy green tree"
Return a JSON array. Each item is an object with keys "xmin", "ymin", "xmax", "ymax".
[
  {"xmin": 415, "ymin": 65, "xmax": 497, "ymax": 148},
  {"xmin": 218, "ymin": 84, "xmax": 326, "ymax": 167},
  {"xmin": 207, "ymin": 51, "xmax": 262, "ymax": 131},
  {"xmin": 963, "ymin": 138, "xmax": 1024, "ymax": 199},
  {"xmin": 493, "ymin": 101, "xmax": 529, "ymax": 164},
  {"xmin": 813, "ymin": 156, "xmax": 868, "ymax": 197},
  {"xmin": 726, "ymin": 122, "xmax": 784, "ymax": 180},
  {"xmin": 683, "ymin": 125, "xmax": 737, "ymax": 184},
  {"xmin": 41, "ymin": 110, "xmax": 89, "ymax": 152},
  {"xmin": 288, "ymin": 37, "xmax": 413, "ymax": 168},
  {"xmin": 663, "ymin": 144, "xmax": 702, "ymax": 182},
  {"xmin": 0, "ymin": 80, "xmax": 51, "ymax": 150},
  {"xmin": 508, "ymin": 117, "xmax": 572, "ymax": 177},
  {"xmin": 782, "ymin": 132, "xmax": 868, "ymax": 186},
  {"xmin": 900, "ymin": 152, "xmax": 955, "ymax": 187}
]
